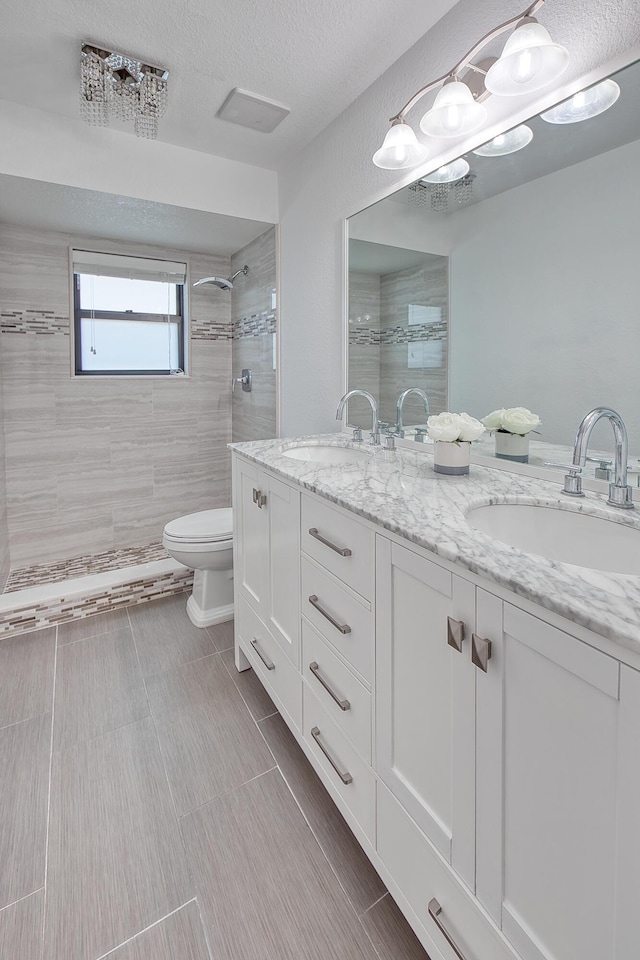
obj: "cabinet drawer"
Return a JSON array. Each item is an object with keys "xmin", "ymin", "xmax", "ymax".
[
  {"xmin": 377, "ymin": 783, "xmax": 517, "ymax": 960},
  {"xmin": 303, "ymin": 682, "xmax": 375, "ymax": 841},
  {"xmin": 302, "ymin": 495, "xmax": 374, "ymax": 600},
  {"xmin": 302, "ymin": 620, "xmax": 372, "ymax": 762},
  {"xmin": 237, "ymin": 597, "xmax": 302, "ymax": 730},
  {"xmin": 301, "ymin": 556, "xmax": 373, "ymax": 682}
]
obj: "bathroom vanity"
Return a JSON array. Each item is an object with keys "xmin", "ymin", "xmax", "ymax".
[{"xmin": 231, "ymin": 436, "xmax": 640, "ymax": 960}]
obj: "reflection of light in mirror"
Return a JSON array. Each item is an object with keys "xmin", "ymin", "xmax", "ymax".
[
  {"xmin": 421, "ymin": 158, "xmax": 470, "ymax": 184},
  {"xmin": 473, "ymin": 124, "xmax": 533, "ymax": 157},
  {"xmin": 540, "ymin": 78, "xmax": 620, "ymax": 124}
]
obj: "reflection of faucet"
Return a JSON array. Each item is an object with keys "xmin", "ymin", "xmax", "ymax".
[
  {"xmin": 562, "ymin": 407, "xmax": 634, "ymax": 509},
  {"xmin": 336, "ymin": 390, "xmax": 380, "ymax": 445},
  {"xmin": 396, "ymin": 388, "xmax": 430, "ymax": 438}
]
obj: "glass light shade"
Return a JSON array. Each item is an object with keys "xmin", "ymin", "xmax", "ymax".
[
  {"xmin": 485, "ymin": 21, "xmax": 569, "ymax": 96},
  {"xmin": 372, "ymin": 121, "xmax": 429, "ymax": 169},
  {"xmin": 420, "ymin": 80, "xmax": 487, "ymax": 138},
  {"xmin": 421, "ymin": 157, "xmax": 470, "ymax": 184},
  {"xmin": 472, "ymin": 124, "xmax": 533, "ymax": 156},
  {"xmin": 540, "ymin": 79, "xmax": 620, "ymax": 124}
]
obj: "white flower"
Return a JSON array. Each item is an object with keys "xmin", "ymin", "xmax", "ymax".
[
  {"xmin": 458, "ymin": 412, "xmax": 486, "ymax": 442},
  {"xmin": 481, "ymin": 408, "xmax": 506, "ymax": 431},
  {"xmin": 500, "ymin": 407, "xmax": 541, "ymax": 436},
  {"xmin": 427, "ymin": 412, "xmax": 464, "ymax": 442}
]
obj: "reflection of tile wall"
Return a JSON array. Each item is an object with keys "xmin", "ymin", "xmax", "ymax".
[
  {"xmin": 347, "ymin": 272, "xmax": 381, "ymax": 426},
  {"xmin": 231, "ymin": 227, "xmax": 277, "ymax": 443},
  {"xmin": 0, "ymin": 223, "xmax": 234, "ymax": 568},
  {"xmin": 0, "ymin": 349, "xmax": 8, "ymax": 590}
]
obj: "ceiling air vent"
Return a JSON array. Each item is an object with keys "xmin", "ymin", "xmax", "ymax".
[{"xmin": 216, "ymin": 88, "xmax": 290, "ymax": 133}]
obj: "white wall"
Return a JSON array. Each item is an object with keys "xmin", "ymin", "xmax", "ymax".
[
  {"xmin": 278, "ymin": 0, "xmax": 640, "ymax": 436},
  {"xmin": 448, "ymin": 137, "xmax": 640, "ymax": 449}
]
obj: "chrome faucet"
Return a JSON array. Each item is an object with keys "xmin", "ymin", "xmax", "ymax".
[
  {"xmin": 336, "ymin": 390, "xmax": 380, "ymax": 445},
  {"xmin": 562, "ymin": 407, "xmax": 634, "ymax": 509},
  {"xmin": 396, "ymin": 388, "xmax": 430, "ymax": 439}
]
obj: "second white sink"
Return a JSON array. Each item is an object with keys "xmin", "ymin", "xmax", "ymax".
[{"xmin": 465, "ymin": 501, "xmax": 640, "ymax": 576}]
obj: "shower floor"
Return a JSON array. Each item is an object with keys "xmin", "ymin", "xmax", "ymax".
[{"xmin": 3, "ymin": 542, "xmax": 169, "ymax": 593}]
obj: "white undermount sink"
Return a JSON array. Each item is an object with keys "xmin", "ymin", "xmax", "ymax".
[
  {"xmin": 465, "ymin": 501, "xmax": 640, "ymax": 576},
  {"xmin": 282, "ymin": 444, "xmax": 369, "ymax": 464}
]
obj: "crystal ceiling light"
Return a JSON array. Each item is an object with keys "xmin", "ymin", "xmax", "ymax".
[
  {"xmin": 540, "ymin": 78, "xmax": 620, "ymax": 124},
  {"xmin": 80, "ymin": 43, "xmax": 169, "ymax": 139},
  {"xmin": 420, "ymin": 79, "xmax": 486, "ymax": 139},
  {"xmin": 473, "ymin": 124, "xmax": 533, "ymax": 156}
]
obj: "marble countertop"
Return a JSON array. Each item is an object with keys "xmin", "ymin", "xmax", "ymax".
[{"xmin": 230, "ymin": 434, "xmax": 640, "ymax": 654}]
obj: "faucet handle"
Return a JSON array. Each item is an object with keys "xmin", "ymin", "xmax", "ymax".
[
  {"xmin": 544, "ymin": 462, "xmax": 584, "ymax": 498},
  {"xmin": 346, "ymin": 423, "xmax": 363, "ymax": 442}
]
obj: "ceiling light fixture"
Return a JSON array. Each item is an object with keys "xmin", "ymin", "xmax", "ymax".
[
  {"xmin": 80, "ymin": 43, "xmax": 169, "ymax": 139},
  {"xmin": 372, "ymin": 0, "xmax": 568, "ymax": 171},
  {"xmin": 473, "ymin": 123, "xmax": 534, "ymax": 156},
  {"xmin": 540, "ymin": 78, "xmax": 620, "ymax": 124}
]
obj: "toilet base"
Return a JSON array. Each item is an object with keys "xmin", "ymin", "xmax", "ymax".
[{"xmin": 186, "ymin": 567, "xmax": 234, "ymax": 628}]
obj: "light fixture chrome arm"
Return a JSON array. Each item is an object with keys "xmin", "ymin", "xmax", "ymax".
[
  {"xmin": 336, "ymin": 390, "xmax": 380, "ymax": 445},
  {"xmin": 396, "ymin": 388, "xmax": 430, "ymax": 439},
  {"xmin": 391, "ymin": 0, "xmax": 545, "ymax": 121}
]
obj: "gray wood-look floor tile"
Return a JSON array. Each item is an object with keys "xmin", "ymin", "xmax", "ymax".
[
  {"xmin": 206, "ymin": 618, "xmax": 234, "ymax": 653},
  {"xmin": 44, "ymin": 717, "xmax": 192, "ymax": 960},
  {"xmin": 258, "ymin": 713, "xmax": 387, "ymax": 914},
  {"xmin": 0, "ymin": 713, "xmax": 51, "ymax": 909},
  {"xmin": 57, "ymin": 607, "xmax": 131, "ymax": 646},
  {"xmin": 107, "ymin": 901, "xmax": 211, "ymax": 960},
  {"xmin": 146, "ymin": 654, "xmax": 275, "ymax": 817},
  {"xmin": 360, "ymin": 894, "xmax": 431, "ymax": 959},
  {"xmin": 0, "ymin": 889, "xmax": 44, "ymax": 960},
  {"xmin": 128, "ymin": 594, "xmax": 217, "ymax": 678},
  {"xmin": 53, "ymin": 627, "xmax": 149, "ymax": 752},
  {"xmin": 181, "ymin": 768, "xmax": 378, "ymax": 960},
  {"xmin": 0, "ymin": 627, "xmax": 55, "ymax": 728},
  {"xmin": 219, "ymin": 648, "xmax": 277, "ymax": 722}
]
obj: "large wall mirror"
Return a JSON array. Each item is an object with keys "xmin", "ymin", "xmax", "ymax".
[{"xmin": 347, "ymin": 57, "xmax": 640, "ymax": 459}]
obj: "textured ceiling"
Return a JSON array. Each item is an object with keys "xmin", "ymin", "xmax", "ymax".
[{"xmin": 0, "ymin": 0, "xmax": 460, "ymax": 171}]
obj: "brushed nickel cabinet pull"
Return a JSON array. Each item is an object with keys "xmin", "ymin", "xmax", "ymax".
[
  {"xmin": 308, "ymin": 527, "xmax": 352, "ymax": 557},
  {"xmin": 310, "ymin": 726, "xmax": 353, "ymax": 784},
  {"xmin": 447, "ymin": 616, "xmax": 465, "ymax": 653},
  {"xmin": 250, "ymin": 638, "xmax": 275, "ymax": 670},
  {"xmin": 252, "ymin": 488, "xmax": 267, "ymax": 508},
  {"xmin": 309, "ymin": 661, "xmax": 351, "ymax": 711},
  {"xmin": 308, "ymin": 595, "xmax": 351, "ymax": 634},
  {"xmin": 471, "ymin": 633, "xmax": 492, "ymax": 672},
  {"xmin": 428, "ymin": 899, "xmax": 468, "ymax": 960}
]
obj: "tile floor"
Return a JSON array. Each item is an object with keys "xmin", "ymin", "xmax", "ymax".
[{"xmin": 0, "ymin": 592, "xmax": 430, "ymax": 960}]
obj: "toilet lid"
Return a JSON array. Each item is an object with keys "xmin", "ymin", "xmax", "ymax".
[{"xmin": 164, "ymin": 508, "xmax": 233, "ymax": 542}]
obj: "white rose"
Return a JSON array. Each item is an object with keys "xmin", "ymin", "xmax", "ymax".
[
  {"xmin": 500, "ymin": 406, "xmax": 541, "ymax": 436},
  {"xmin": 481, "ymin": 408, "xmax": 506, "ymax": 431},
  {"xmin": 427, "ymin": 412, "xmax": 464, "ymax": 442},
  {"xmin": 458, "ymin": 412, "xmax": 486, "ymax": 442}
]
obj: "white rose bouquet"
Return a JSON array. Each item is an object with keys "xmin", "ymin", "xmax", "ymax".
[
  {"xmin": 427, "ymin": 412, "xmax": 486, "ymax": 443},
  {"xmin": 481, "ymin": 406, "xmax": 540, "ymax": 437}
]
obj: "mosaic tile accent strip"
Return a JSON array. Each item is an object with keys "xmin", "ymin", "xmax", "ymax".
[
  {"xmin": 4, "ymin": 542, "xmax": 169, "ymax": 593},
  {"xmin": 349, "ymin": 321, "xmax": 448, "ymax": 345},
  {"xmin": 190, "ymin": 319, "xmax": 233, "ymax": 341},
  {"xmin": 233, "ymin": 312, "xmax": 276, "ymax": 339},
  {"xmin": 0, "ymin": 310, "xmax": 70, "ymax": 336},
  {"xmin": 0, "ymin": 567, "xmax": 194, "ymax": 641}
]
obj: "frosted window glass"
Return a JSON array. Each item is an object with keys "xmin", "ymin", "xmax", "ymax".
[{"xmin": 80, "ymin": 319, "xmax": 180, "ymax": 371}]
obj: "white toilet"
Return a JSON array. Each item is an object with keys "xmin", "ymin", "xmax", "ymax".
[{"xmin": 162, "ymin": 508, "xmax": 234, "ymax": 628}]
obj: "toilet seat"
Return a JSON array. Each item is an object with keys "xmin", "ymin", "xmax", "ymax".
[{"xmin": 163, "ymin": 508, "xmax": 233, "ymax": 544}]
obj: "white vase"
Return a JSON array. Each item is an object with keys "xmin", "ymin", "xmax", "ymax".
[
  {"xmin": 494, "ymin": 431, "xmax": 529, "ymax": 462},
  {"xmin": 433, "ymin": 441, "xmax": 470, "ymax": 475}
]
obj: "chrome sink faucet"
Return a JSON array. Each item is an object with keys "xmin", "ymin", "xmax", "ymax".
[
  {"xmin": 562, "ymin": 407, "xmax": 634, "ymax": 509},
  {"xmin": 396, "ymin": 388, "xmax": 430, "ymax": 438},
  {"xmin": 336, "ymin": 390, "xmax": 380, "ymax": 445}
]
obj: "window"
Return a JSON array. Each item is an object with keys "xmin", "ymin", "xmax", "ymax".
[{"xmin": 72, "ymin": 250, "xmax": 188, "ymax": 375}]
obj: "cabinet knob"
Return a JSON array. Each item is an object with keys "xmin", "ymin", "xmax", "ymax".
[
  {"xmin": 446, "ymin": 617, "xmax": 465, "ymax": 653},
  {"xmin": 471, "ymin": 633, "xmax": 492, "ymax": 672}
]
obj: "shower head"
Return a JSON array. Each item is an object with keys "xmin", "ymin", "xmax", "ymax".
[{"xmin": 193, "ymin": 264, "xmax": 249, "ymax": 290}]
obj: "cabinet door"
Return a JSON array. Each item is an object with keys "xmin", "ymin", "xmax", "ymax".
[
  {"xmin": 266, "ymin": 473, "xmax": 300, "ymax": 666},
  {"xmin": 234, "ymin": 459, "xmax": 269, "ymax": 616},
  {"xmin": 476, "ymin": 598, "xmax": 621, "ymax": 960},
  {"xmin": 376, "ymin": 536, "xmax": 476, "ymax": 888}
]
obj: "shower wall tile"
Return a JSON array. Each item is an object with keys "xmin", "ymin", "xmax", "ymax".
[{"xmin": 0, "ymin": 349, "xmax": 9, "ymax": 591}]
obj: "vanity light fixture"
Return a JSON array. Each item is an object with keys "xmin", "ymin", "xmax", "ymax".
[
  {"xmin": 540, "ymin": 78, "xmax": 620, "ymax": 124},
  {"xmin": 472, "ymin": 123, "xmax": 533, "ymax": 156},
  {"xmin": 372, "ymin": 0, "xmax": 568, "ymax": 170}
]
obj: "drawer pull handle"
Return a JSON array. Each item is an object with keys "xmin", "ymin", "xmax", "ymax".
[
  {"xmin": 309, "ymin": 661, "xmax": 351, "ymax": 711},
  {"xmin": 250, "ymin": 638, "xmax": 275, "ymax": 670},
  {"xmin": 471, "ymin": 633, "xmax": 492, "ymax": 673},
  {"xmin": 252, "ymin": 488, "xmax": 267, "ymax": 508},
  {"xmin": 428, "ymin": 899, "xmax": 469, "ymax": 960},
  {"xmin": 446, "ymin": 616, "xmax": 465, "ymax": 653},
  {"xmin": 308, "ymin": 527, "xmax": 352, "ymax": 557},
  {"xmin": 308, "ymin": 595, "xmax": 351, "ymax": 635},
  {"xmin": 310, "ymin": 726, "xmax": 353, "ymax": 784}
]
